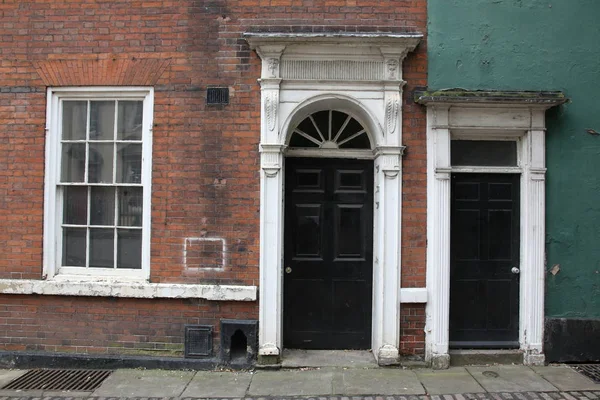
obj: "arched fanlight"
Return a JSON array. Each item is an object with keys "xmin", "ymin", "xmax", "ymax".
[{"xmin": 289, "ymin": 110, "xmax": 371, "ymax": 150}]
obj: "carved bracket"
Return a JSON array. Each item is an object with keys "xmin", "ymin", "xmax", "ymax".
[
  {"xmin": 267, "ymin": 58, "xmax": 280, "ymax": 78},
  {"xmin": 385, "ymin": 92, "xmax": 400, "ymax": 134},
  {"xmin": 386, "ymin": 59, "xmax": 399, "ymax": 80},
  {"xmin": 255, "ymin": 45, "xmax": 285, "ymax": 80},
  {"xmin": 265, "ymin": 91, "xmax": 279, "ymax": 132}
]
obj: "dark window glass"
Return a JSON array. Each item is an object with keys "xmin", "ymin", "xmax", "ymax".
[{"xmin": 451, "ymin": 140, "xmax": 517, "ymax": 166}]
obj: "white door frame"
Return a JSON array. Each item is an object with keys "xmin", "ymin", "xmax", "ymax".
[
  {"xmin": 418, "ymin": 93, "xmax": 566, "ymax": 368},
  {"xmin": 245, "ymin": 32, "xmax": 423, "ymax": 365}
]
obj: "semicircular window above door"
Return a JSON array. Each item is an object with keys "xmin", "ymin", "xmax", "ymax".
[{"xmin": 289, "ymin": 110, "xmax": 372, "ymax": 150}]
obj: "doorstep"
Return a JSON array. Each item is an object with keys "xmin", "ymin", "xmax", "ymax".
[{"xmin": 450, "ymin": 349, "xmax": 523, "ymax": 366}]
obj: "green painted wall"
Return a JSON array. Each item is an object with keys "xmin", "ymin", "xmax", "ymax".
[{"xmin": 428, "ymin": 0, "xmax": 600, "ymax": 318}]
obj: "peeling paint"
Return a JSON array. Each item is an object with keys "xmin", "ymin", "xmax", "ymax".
[{"xmin": 0, "ymin": 279, "xmax": 257, "ymax": 301}]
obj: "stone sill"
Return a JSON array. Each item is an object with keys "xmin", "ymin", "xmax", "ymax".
[
  {"xmin": 0, "ymin": 279, "xmax": 257, "ymax": 301},
  {"xmin": 399, "ymin": 287, "xmax": 428, "ymax": 303}
]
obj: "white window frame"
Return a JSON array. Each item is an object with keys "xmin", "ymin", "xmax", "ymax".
[{"xmin": 43, "ymin": 87, "xmax": 154, "ymax": 281}]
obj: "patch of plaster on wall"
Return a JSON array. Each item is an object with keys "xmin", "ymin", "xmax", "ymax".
[{"xmin": 184, "ymin": 237, "xmax": 227, "ymax": 271}]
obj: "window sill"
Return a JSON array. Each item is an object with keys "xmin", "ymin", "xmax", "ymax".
[{"xmin": 0, "ymin": 278, "xmax": 257, "ymax": 301}]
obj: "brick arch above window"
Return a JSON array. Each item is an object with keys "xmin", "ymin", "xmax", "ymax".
[{"xmin": 33, "ymin": 56, "xmax": 171, "ymax": 86}]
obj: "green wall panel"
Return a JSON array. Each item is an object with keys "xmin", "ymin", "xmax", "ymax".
[{"xmin": 428, "ymin": 0, "xmax": 600, "ymax": 318}]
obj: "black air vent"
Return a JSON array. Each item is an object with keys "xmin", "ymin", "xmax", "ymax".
[
  {"xmin": 184, "ymin": 324, "xmax": 213, "ymax": 358},
  {"xmin": 207, "ymin": 87, "xmax": 229, "ymax": 105}
]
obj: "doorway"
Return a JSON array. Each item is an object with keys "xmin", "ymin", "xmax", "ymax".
[
  {"xmin": 283, "ymin": 157, "xmax": 374, "ymax": 349},
  {"xmin": 449, "ymin": 173, "xmax": 520, "ymax": 348}
]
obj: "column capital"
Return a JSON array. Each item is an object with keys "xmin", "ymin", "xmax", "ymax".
[{"xmin": 260, "ymin": 144, "xmax": 285, "ymax": 178}]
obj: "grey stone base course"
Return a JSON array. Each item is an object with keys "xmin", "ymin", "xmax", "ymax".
[{"xmin": 0, "ymin": 392, "xmax": 597, "ymax": 400}]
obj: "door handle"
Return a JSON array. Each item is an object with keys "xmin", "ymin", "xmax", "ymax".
[
  {"xmin": 285, "ymin": 267, "xmax": 292, "ymax": 274},
  {"xmin": 511, "ymin": 267, "xmax": 520, "ymax": 274}
]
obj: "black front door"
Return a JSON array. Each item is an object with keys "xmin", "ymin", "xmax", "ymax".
[
  {"xmin": 284, "ymin": 157, "xmax": 373, "ymax": 349},
  {"xmin": 450, "ymin": 173, "xmax": 520, "ymax": 348}
]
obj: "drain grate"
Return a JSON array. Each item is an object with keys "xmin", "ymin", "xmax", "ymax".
[
  {"xmin": 2, "ymin": 369, "xmax": 112, "ymax": 391},
  {"xmin": 572, "ymin": 364, "xmax": 600, "ymax": 384}
]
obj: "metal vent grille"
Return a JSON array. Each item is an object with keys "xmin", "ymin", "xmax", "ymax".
[
  {"xmin": 572, "ymin": 364, "xmax": 600, "ymax": 383},
  {"xmin": 207, "ymin": 87, "xmax": 229, "ymax": 105},
  {"xmin": 2, "ymin": 369, "xmax": 112, "ymax": 391},
  {"xmin": 185, "ymin": 324, "xmax": 213, "ymax": 358}
]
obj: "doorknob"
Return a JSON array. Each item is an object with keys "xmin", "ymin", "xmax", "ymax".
[
  {"xmin": 285, "ymin": 267, "xmax": 292, "ymax": 274},
  {"xmin": 511, "ymin": 267, "xmax": 520, "ymax": 274}
]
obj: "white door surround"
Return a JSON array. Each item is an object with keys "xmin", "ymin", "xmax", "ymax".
[
  {"xmin": 416, "ymin": 90, "xmax": 566, "ymax": 368},
  {"xmin": 245, "ymin": 32, "xmax": 422, "ymax": 365}
]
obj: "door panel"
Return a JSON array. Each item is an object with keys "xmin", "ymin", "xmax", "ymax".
[
  {"xmin": 284, "ymin": 157, "xmax": 373, "ymax": 349},
  {"xmin": 450, "ymin": 173, "xmax": 520, "ymax": 348}
]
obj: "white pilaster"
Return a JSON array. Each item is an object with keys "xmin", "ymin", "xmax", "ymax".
[
  {"xmin": 373, "ymin": 146, "xmax": 404, "ymax": 365},
  {"xmin": 521, "ymin": 109, "xmax": 547, "ymax": 366},
  {"xmin": 258, "ymin": 144, "xmax": 285, "ymax": 358},
  {"xmin": 426, "ymin": 106, "xmax": 452, "ymax": 369},
  {"xmin": 257, "ymin": 46, "xmax": 285, "ymax": 359}
]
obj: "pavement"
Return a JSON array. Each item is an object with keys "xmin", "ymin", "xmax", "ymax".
[{"xmin": 0, "ymin": 362, "xmax": 599, "ymax": 399}]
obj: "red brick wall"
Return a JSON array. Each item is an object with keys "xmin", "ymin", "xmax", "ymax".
[
  {"xmin": 0, "ymin": 0, "xmax": 427, "ymax": 356},
  {"xmin": 0, "ymin": 295, "xmax": 256, "ymax": 356},
  {"xmin": 400, "ymin": 304, "xmax": 426, "ymax": 356}
]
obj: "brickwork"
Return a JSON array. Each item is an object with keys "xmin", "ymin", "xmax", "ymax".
[
  {"xmin": 0, "ymin": 0, "xmax": 427, "ymax": 356},
  {"xmin": 399, "ymin": 304, "xmax": 426, "ymax": 356},
  {"xmin": 0, "ymin": 295, "xmax": 256, "ymax": 356}
]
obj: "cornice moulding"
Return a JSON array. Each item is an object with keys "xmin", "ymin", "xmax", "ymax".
[
  {"xmin": 244, "ymin": 32, "xmax": 423, "ymax": 50},
  {"xmin": 415, "ymin": 89, "xmax": 567, "ymax": 108}
]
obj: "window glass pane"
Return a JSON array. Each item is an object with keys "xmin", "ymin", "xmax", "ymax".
[
  {"xmin": 117, "ymin": 229, "xmax": 142, "ymax": 269},
  {"xmin": 61, "ymin": 143, "xmax": 86, "ymax": 182},
  {"xmin": 451, "ymin": 140, "xmax": 517, "ymax": 166},
  {"xmin": 117, "ymin": 101, "xmax": 143, "ymax": 140},
  {"xmin": 118, "ymin": 187, "xmax": 143, "ymax": 227},
  {"xmin": 90, "ymin": 187, "xmax": 115, "ymax": 226},
  {"xmin": 63, "ymin": 186, "xmax": 88, "ymax": 225},
  {"xmin": 63, "ymin": 227, "xmax": 86, "ymax": 267},
  {"xmin": 289, "ymin": 133, "xmax": 319, "ymax": 147},
  {"xmin": 88, "ymin": 143, "xmax": 114, "ymax": 183},
  {"xmin": 89, "ymin": 228, "xmax": 114, "ymax": 268},
  {"xmin": 62, "ymin": 101, "xmax": 87, "ymax": 140},
  {"xmin": 89, "ymin": 101, "xmax": 115, "ymax": 140},
  {"xmin": 116, "ymin": 143, "xmax": 142, "ymax": 183}
]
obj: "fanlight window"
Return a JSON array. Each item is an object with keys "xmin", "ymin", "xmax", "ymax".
[{"xmin": 289, "ymin": 110, "xmax": 371, "ymax": 150}]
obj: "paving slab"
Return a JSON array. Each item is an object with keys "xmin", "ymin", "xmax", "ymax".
[
  {"xmin": 332, "ymin": 368, "xmax": 425, "ymax": 395},
  {"xmin": 249, "ymin": 368, "xmax": 334, "ymax": 396},
  {"xmin": 181, "ymin": 371, "xmax": 253, "ymax": 397},
  {"xmin": 282, "ymin": 349, "xmax": 378, "ymax": 368},
  {"xmin": 467, "ymin": 365, "xmax": 558, "ymax": 393},
  {"xmin": 92, "ymin": 368, "xmax": 195, "ymax": 397},
  {"xmin": 0, "ymin": 369, "xmax": 27, "ymax": 388},
  {"xmin": 416, "ymin": 367, "xmax": 485, "ymax": 394},
  {"xmin": 532, "ymin": 366, "xmax": 600, "ymax": 391}
]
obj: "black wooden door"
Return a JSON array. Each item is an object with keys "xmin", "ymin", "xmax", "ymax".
[
  {"xmin": 450, "ymin": 173, "xmax": 520, "ymax": 348},
  {"xmin": 284, "ymin": 157, "xmax": 373, "ymax": 349}
]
